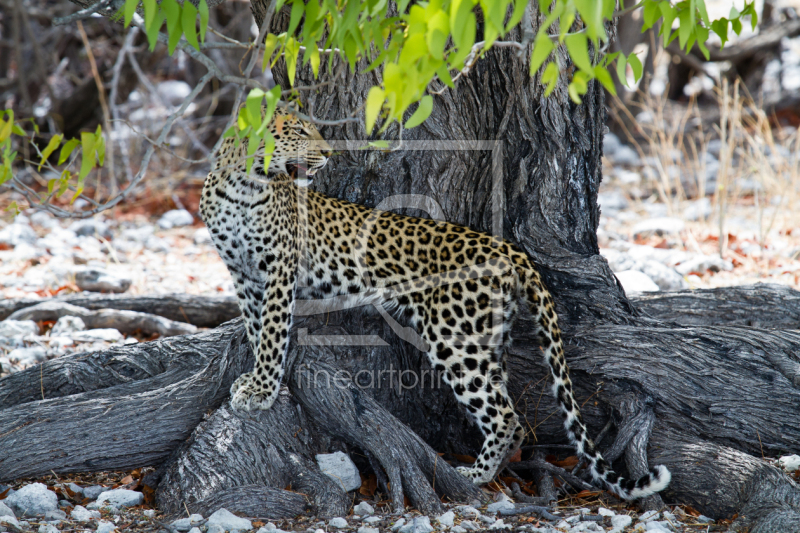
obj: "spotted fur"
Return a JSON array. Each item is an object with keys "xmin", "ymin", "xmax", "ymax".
[{"xmin": 199, "ymin": 112, "xmax": 671, "ymax": 499}]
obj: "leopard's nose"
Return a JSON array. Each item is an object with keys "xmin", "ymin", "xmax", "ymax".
[{"xmin": 321, "ymin": 148, "xmax": 332, "ymax": 158}]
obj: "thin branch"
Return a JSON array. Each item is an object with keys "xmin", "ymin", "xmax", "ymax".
[
  {"xmin": 109, "ymin": 26, "xmax": 137, "ymax": 186},
  {"xmin": 52, "ymin": 0, "xmax": 117, "ymax": 26}
]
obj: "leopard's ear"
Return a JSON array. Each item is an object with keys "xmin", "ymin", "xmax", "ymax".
[{"xmin": 275, "ymin": 115, "xmax": 285, "ymax": 135}]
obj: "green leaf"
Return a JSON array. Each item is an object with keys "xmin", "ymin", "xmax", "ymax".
[
  {"xmin": 575, "ymin": 0, "xmax": 604, "ymax": 41},
  {"xmin": 564, "ymin": 33, "xmax": 592, "ymax": 72},
  {"xmin": 594, "ymin": 65, "xmax": 615, "ymax": 94},
  {"xmin": 198, "ymin": 0, "xmax": 209, "ymax": 42},
  {"xmin": 367, "ymin": 140, "xmax": 389, "ymax": 149},
  {"xmin": 287, "ymin": 0, "xmax": 304, "ymax": 36},
  {"xmin": 436, "ymin": 62, "xmax": 454, "ymax": 88},
  {"xmin": 124, "ymin": 0, "xmax": 138, "ymax": 27},
  {"xmin": 94, "ymin": 125, "xmax": 105, "ymax": 166},
  {"xmin": 696, "ymin": 0, "xmax": 710, "ymax": 25},
  {"xmin": 146, "ymin": 10, "xmax": 165, "ymax": 51},
  {"xmin": 506, "ymin": 0, "xmax": 527, "ymax": 33},
  {"xmin": 285, "ymin": 37, "xmax": 300, "ymax": 86},
  {"xmin": 245, "ymin": 88, "xmax": 265, "ymax": 132},
  {"xmin": 161, "ymin": 0, "xmax": 182, "ymax": 54},
  {"xmin": 79, "ymin": 131, "xmax": 97, "ymax": 181},
  {"xmin": 39, "ymin": 134, "xmax": 63, "ymax": 170},
  {"xmin": 711, "ymin": 18, "xmax": 729, "ymax": 49},
  {"xmin": 642, "ymin": 0, "xmax": 661, "ymax": 30},
  {"xmin": 143, "ymin": 0, "xmax": 156, "ymax": 34},
  {"xmin": 365, "ymin": 86, "xmax": 385, "ymax": 134},
  {"xmin": 47, "ymin": 178, "xmax": 57, "ymax": 194},
  {"xmin": 696, "ymin": 26, "xmax": 710, "ymax": 60},
  {"xmin": 542, "ymin": 62, "xmax": 558, "ymax": 96},
  {"xmin": 0, "ymin": 117, "xmax": 11, "ymax": 143},
  {"xmin": 616, "ymin": 53, "xmax": 629, "ymax": 88},
  {"xmin": 182, "ymin": 1, "xmax": 199, "ymax": 51},
  {"xmin": 628, "ymin": 53, "xmax": 643, "ymax": 82},
  {"xmin": 731, "ymin": 17, "xmax": 742, "ymax": 35},
  {"xmin": 568, "ymin": 82, "xmax": 582, "ymax": 104},
  {"xmin": 11, "ymin": 124, "xmax": 25, "ymax": 136},
  {"xmin": 678, "ymin": 8, "xmax": 693, "ymax": 49},
  {"xmin": 529, "ymin": 33, "xmax": 554, "ymax": 75},
  {"xmin": 58, "ymin": 138, "xmax": 80, "ymax": 165},
  {"xmin": 263, "ymin": 33, "xmax": 281, "ymax": 68},
  {"xmin": 404, "ymin": 94, "xmax": 432, "ymax": 129}
]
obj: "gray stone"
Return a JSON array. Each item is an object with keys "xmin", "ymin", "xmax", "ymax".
[
  {"xmin": 451, "ymin": 527, "xmax": 467, "ymax": 533},
  {"xmin": 171, "ymin": 514, "xmax": 205, "ymax": 531},
  {"xmin": 779, "ymin": 454, "xmax": 800, "ymax": 472},
  {"xmin": 479, "ymin": 514, "xmax": 497, "ymax": 524},
  {"xmin": 120, "ymin": 226, "xmax": 155, "ymax": 244},
  {"xmin": 354, "ymin": 502, "xmax": 374, "ymax": 516},
  {"xmin": 603, "ymin": 132, "xmax": 621, "ymax": 157},
  {"xmin": 632, "ymin": 217, "xmax": 685, "ymax": 239},
  {"xmin": 96, "ymin": 520, "xmax": 116, "ymax": 533},
  {"xmin": 696, "ymin": 515, "xmax": 714, "ymax": 524},
  {"xmin": 7, "ymin": 347, "xmax": 47, "ymax": 365},
  {"xmin": 50, "ymin": 316, "xmax": 86, "ymax": 336},
  {"xmin": 460, "ymin": 521, "xmax": 480, "ymax": 531},
  {"xmin": 612, "ymin": 144, "xmax": 640, "ymax": 166},
  {"xmin": 0, "ymin": 516, "xmax": 20, "ymax": 530},
  {"xmin": 71, "ymin": 505, "xmax": 101, "ymax": 522},
  {"xmin": 188, "ymin": 528, "xmax": 202, "ymax": 533},
  {"xmin": 487, "ymin": 500, "xmax": 515, "ymax": 514},
  {"xmin": 489, "ymin": 518, "xmax": 510, "ymax": 529},
  {"xmin": 0, "ymin": 223, "xmax": 37, "ymax": 246},
  {"xmin": 68, "ymin": 219, "xmax": 112, "ymax": 239},
  {"xmin": 207, "ymin": 508, "xmax": 252, "ymax": 531},
  {"xmin": 71, "ymin": 328, "xmax": 124, "ymax": 343},
  {"xmin": 455, "ymin": 506, "xmax": 480, "ymax": 518},
  {"xmin": 610, "ymin": 515, "xmax": 632, "ymax": 529},
  {"xmin": 674, "ymin": 255, "xmax": 733, "ymax": 275},
  {"xmin": 683, "ymin": 197, "xmax": 712, "ymax": 221},
  {"xmin": 29, "ymin": 211, "xmax": 58, "ymax": 229},
  {"xmin": 644, "ymin": 522, "xmax": 671, "ymax": 532},
  {"xmin": 207, "ymin": 525, "xmax": 225, "ymax": 533},
  {"xmin": 437, "ymin": 511, "xmax": 455, "ymax": 526},
  {"xmin": 75, "ymin": 269, "xmax": 131, "ymax": 293},
  {"xmin": 145, "ymin": 236, "xmax": 171, "ymax": 253},
  {"xmin": 638, "ymin": 510, "xmax": 660, "ymax": 522},
  {"xmin": 616, "ymin": 270, "xmax": 660, "ymax": 293},
  {"xmin": 157, "ymin": 81, "xmax": 193, "ymax": 107},
  {"xmin": 95, "ymin": 489, "xmax": 144, "ymax": 509},
  {"xmin": 598, "ymin": 191, "xmax": 629, "ymax": 212},
  {"xmin": 143, "ymin": 510, "xmax": 156, "ymax": 518},
  {"xmin": 597, "ymin": 508, "xmax": 615, "ymax": 517},
  {"xmin": 43, "ymin": 510, "xmax": 66, "ymax": 520},
  {"xmin": 38, "ymin": 524, "xmax": 59, "ymax": 533},
  {"xmin": 5, "ymin": 483, "xmax": 58, "ymax": 517},
  {"xmin": 158, "ymin": 209, "xmax": 194, "ymax": 229},
  {"xmin": 390, "ymin": 518, "xmax": 406, "ymax": 531},
  {"xmin": 82, "ymin": 486, "xmax": 106, "ymax": 500},
  {"xmin": 640, "ymin": 261, "xmax": 688, "ymax": 291},
  {"xmin": 193, "ymin": 228, "xmax": 212, "ymax": 245},
  {"xmin": 329, "ymin": 517, "xmax": 348, "ymax": 528},
  {"xmin": 0, "ymin": 320, "xmax": 39, "ymax": 338},
  {"xmin": 66, "ymin": 483, "xmax": 84, "ymax": 496},
  {"xmin": 398, "ymin": 516, "xmax": 433, "ymax": 533},
  {"xmin": 357, "ymin": 527, "xmax": 379, "ymax": 533},
  {"xmin": 0, "ymin": 503, "xmax": 14, "ymax": 519},
  {"xmin": 316, "ymin": 451, "xmax": 361, "ymax": 492}
]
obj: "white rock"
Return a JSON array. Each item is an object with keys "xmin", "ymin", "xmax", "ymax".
[
  {"xmin": 610, "ymin": 515, "xmax": 632, "ymax": 529},
  {"xmin": 71, "ymin": 329, "xmax": 124, "ymax": 343},
  {"xmin": 82, "ymin": 486, "xmax": 106, "ymax": 500},
  {"xmin": 640, "ymin": 261, "xmax": 688, "ymax": 291},
  {"xmin": 638, "ymin": 510, "xmax": 660, "ymax": 522},
  {"xmin": 68, "ymin": 219, "xmax": 111, "ymax": 239},
  {"xmin": 316, "ymin": 451, "xmax": 361, "ymax": 491},
  {"xmin": 779, "ymin": 454, "xmax": 800, "ymax": 472},
  {"xmin": 0, "ymin": 502, "xmax": 15, "ymax": 518},
  {"xmin": 6, "ymin": 483, "xmax": 58, "ymax": 517},
  {"xmin": 632, "ymin": 217, "xmax": 685, "ymax": 238},
  {"xmin": 612, "ymin": 144, "xmax": 640, "ymax": 166},
  {"xmin": 645, "ymin": 521, "xmax": 671, "ymax": 532},
  {"xmin": 95, "ymin": 489, "xmax": 144, "ymax": 509},
  {"xmin": 29, "ymin": 211, "xmax": 59, "ymax": 229},
  {"xmin": 193, "ymin": 228, "xmax": 213, "ymax": 245},
  {"xmin": 207, "ymin": 525, "xmax": 225, "ymax": 533},
  {"xmin": 489, "ymin": 518, "xmax": 511, "ymax": 529},
  {"xmin": 329, "ymin": 517, "xmax": 348, "ymax": 528},
  {"xmin": 207, "ymin": 508, "xmax": 252, "ymax": 531},
  {"xmin": 145, "ymin": 236, "xmax": 171, "ymax": 253},
  {"xmin": 0, "ymin": 223, "xmax": 37, "ymax": 246},
  {"xmin": 171, "ymin": 514, "xmax": 205, "ymax": 531},
  {"xmin": 157, "ymin": 81, "xmax": 193, "ymax": 106},
  {"xmin": 597, "ymin": 507, "xmax": 615, "ymax": 517},
  {"xmin": 143, "ymin": 510, "xmax": 156, "ymax": 518},
  {"xmin": 487, "ymin": 500, "xmax": 515, "ymax": 514},
  {"xmin": 71, "ymin": 505, "xmax": 101, "ymax": 521},
  {"xmin": 616, "ymin": 270, "xmax": 660, "ymax": 294},
  {"xmin": 38, "ymin": 524, "xmax": 59, "ymax": 533},
  {"xmin": 357, "ymin": 527, "xmax": 379, "ymax": 533},
  {"xmin": 398, "ymin": 516, "xmax": 434, "ymax": 533},
  {"xmin": 460, "ymin": 521, "xmax": 480, "ymax": 531},
  {"xmin": 0, "ymin": 515, "xmax": 20, "ymax": 530},
  {"xmin": 437, "ymin": 511, "xmax": 455, "ymax": 527},
  {"xmin": 696, "ymin": 515, "xmax": 714, "ymax": 523},
  {"xmin": 570, "ymin": 522, "xmax": 604, "ymax": 532},
  {"xmin": 598, "ymin": 191, "xmax": 629, "ymax": 212},
  {"xmin": 120, "ymin": 225, "xmax": 155, "ymax": 244},
  {"xmin": 479, "ymin": 514, "xmax": 496, "ymax": 524},
  {"xmin": 362, "ymin": 516, "xmax": 381, "ymax": 524},
  {"xmin": 455, "ymin": 506, "xmax": 480, "ymax": 518},
  {"xmin": 451, "ymin": 527, "xmax": 467, "ymax": 533},
  {"xmin": 44, "ymin": 509, "xmax": 66, "ymax": 520},
  {"xmin": 390, "ymin": 518, "xmax": 406, "ymax": 531},
  {"xmin": 74, "ymin": 269, "xmax": 132, "ymax": 293},
  {"xmin": 188, "ymin": 528, "xmax": 202, "ymax": 533},
  {"xmin": 674, "ymin": 255, "xmax": 733, "ymax": 275},
  {"xmin": 158, "ymin": 209, "xmax": 194, "ymax": 229},
  {"xmin": 354, "ymin": 502, "xmax": 374, "ymax": 516},
  {"xmin": 0, "ymin": 320, "xmax": 39, "ymax": 338},
  {"xmin": 683, "ymin": 198, "xmax": 712, "ymax": 221},
  {"xmin": 50, "ymin": 316, "xmax": 86, "ymax": 336},
  {"xmin": 96, "ymin": 520, "xmax": 116, "ymax": 533},
  {"xmin": 603, "ymin": 132, "xmax": 621, "ymax": 156}
]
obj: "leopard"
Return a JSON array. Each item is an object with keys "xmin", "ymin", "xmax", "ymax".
[{"xmin": 199, "ymin": 111, "xmax": 671, "ymax": 499}]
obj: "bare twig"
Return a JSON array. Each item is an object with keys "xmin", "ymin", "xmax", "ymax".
[
  {"xmin": 109, "ymin": 26, "xmax": 138, "ymax": 187},
  {"xmin": 52, "ymin": 0, "xmax": 118, "ymax": 26}
]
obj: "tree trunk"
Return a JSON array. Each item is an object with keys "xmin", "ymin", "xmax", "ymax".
[{"xmin": 3, "ymin": 1, "xmax": 799, "ymax": 530}]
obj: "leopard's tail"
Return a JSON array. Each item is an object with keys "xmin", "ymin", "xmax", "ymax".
[{"xmin": 516, "ymin": 262, "xmax": 671, "ymax": 500}]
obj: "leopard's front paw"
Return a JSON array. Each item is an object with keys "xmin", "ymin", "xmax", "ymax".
[
  {"xmin": 229, "ymin": 372, "xmax": 276, "ymax": 412},
  {"xmin": 456, "ymin": 465, "xmax": 493, "ymax": 485}
]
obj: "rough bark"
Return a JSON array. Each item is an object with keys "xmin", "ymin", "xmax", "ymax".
[{"xmin": 0, "ymin": 293, "xmax": 239, "ymax": 327}]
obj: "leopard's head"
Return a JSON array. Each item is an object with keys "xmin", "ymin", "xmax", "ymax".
[{"xmin": 255, "ymin": 113, "xmax": 332, "ymax": 178}]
